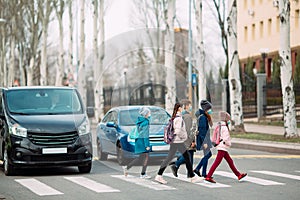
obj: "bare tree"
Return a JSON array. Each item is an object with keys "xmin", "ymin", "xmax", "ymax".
[
  {"xmin": 54, "ymin": 0, "xmax": 66, "ymax": 86},
  {"xmin": 227, "ymin": 0, "xmax": 244, "ymax": 131},
  {"xmin": 164, "ymin": 0, "xmax": 176, "ymax": 113},
  {"xmin": 279, "ymin": 0, "xmax": 298, "ymax": 137},
  {"xmin": 39, "ymin": 0, "xmax": 53, "ymax": 86},
  {"xmin": 195, "ymin": 0, "xmax": 206, "ymax": 104},
  {"xmin": 77, "ymin": 0, "xmax": 87, "ymax": 104}
]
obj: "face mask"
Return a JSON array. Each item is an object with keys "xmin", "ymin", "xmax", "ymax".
[
  {"xmin": 227, "ymin": 120, "xmax": 231, "ymax": 125},
  {"xmin": 147, "ymin": 116, "xmax": 152, "ymax": 121},
  {"xmin": 189, "ymin": 106, "xmax": 192, "ymax": 112},
  {"xmin": 207, "ymin": 109, "xmax": 213, "ymax": 115}
]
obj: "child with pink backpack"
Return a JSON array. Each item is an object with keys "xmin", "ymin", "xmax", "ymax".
[{"xmin": 205, "ymin": 111, "xmax": 247, "ymax": 183}]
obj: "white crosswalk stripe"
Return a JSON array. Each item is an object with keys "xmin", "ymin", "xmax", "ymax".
[
  {"xmin": 214, "ymin": 171, "xmax": 285, "ymax": 185},
  {"xmin": 64, "ymin": 176, "xmax": 120, "ymax": 193},
  {"xmin": 15, "ymin": 178, "xmax": 63, "ymax": 196},
  {"xmin": 251, "ymin": 170, "xmax": 300, "ymax": 181},
  {"xmin": 164, "ymin": 173, "xmax": 231, "ymax": 188},
  {"xmin": 111, "ymin": 175, "xmax": 176, "ymax": 190}
]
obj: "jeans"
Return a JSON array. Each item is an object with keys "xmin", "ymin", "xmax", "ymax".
[
  {"xmin": 194, "ymin": 148, "xmax": 212, "ymax": 177},
  {"xmin": 206, "ymin": 150, "xmax": 241, "ymax": 179},
  {"xmin": 174, "ymin": 150, "xmax": 195, "ymax": 168},
  {"xmin": 126, "ymin": 153, "xmax": 149, "ymax": 175}
]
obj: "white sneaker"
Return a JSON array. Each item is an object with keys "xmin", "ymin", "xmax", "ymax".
[
  {"xmin": 140, "ymin": 174, "xmax": 151, "ymax": 179},
  {"xmin": 122, "ymin": 166, "xmax": 128, "ymax": 177},
  {"xmin": 155, "ymin": 175, "xmax": 167, "ymax": 184},
  {"xmin": 191, "ymin": 175, "xmax": 202, "ymax": 183}
]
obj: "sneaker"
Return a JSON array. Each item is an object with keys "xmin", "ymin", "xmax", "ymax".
[
  {"xmin": 238, "ymin": 173, "xmax": 247, "ymax": 181},
  {"xmin": 140, "ymin": 174, "xmax": 151, "ymax": 179},
  {"xmin": 155, "ymin": 175, "xmax": 167, "ymax": 184},
  {"xmin": 190, "ymin": 175, "xmax": 202, "ymax": 183},
  {"xmin": 193, "ymin": 170, "xmax": 201, "ymax": 177},
  {"xmin": 170, "ymin": 164, "xmax": 178, "ymax": 177},
  {"xmin": 205, "ymin": 177, "xmax": 216, "ymax": 184},
  {"xmin": 122, "ymin": 166, "xmax": 128, "ymax": 177}
]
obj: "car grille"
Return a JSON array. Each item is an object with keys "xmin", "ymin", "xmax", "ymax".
[
  {"xmin": 27, "ymin": 131, "xmax": 78, "ymax": 146},
  {"xmin": 149, "ymin": 135, "xmax": 164, "ymax": 142}
]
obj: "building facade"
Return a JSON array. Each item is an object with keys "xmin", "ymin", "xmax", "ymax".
[{"xmin": 237, "ymin": 0, "xmax": 300, "ymax": 82}]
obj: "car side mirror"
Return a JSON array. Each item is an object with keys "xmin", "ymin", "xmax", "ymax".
[{"xmin": 106, "ymin": 121, "xmax": 117, "ymax": 128}]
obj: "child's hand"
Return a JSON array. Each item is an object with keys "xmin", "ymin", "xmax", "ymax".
[
  {"xmin": 146, "ymin": 147, "xmax": 150, "ymax": 151},
  {"xmin": 203, "ymin": 143, "xmax": 208, "ymax": 149}
]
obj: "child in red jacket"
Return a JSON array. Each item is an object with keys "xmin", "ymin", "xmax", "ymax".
[{"xmin": 205, "ymin": 111, "xmax": 247, "ymax": 183}]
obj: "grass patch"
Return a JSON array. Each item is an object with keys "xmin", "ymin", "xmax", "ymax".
[{"xmin": 231, "ymin": 132, "xmax": 300, "ymax": 143}]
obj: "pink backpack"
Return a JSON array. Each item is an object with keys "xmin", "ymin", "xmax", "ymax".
[{"xmin": 212, "ymin": 122, "xmax": 222, "ymax": 147}]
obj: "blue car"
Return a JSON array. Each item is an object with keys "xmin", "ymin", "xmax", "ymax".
[{"xmin": 96, "ymin": 106, "xmax": 172, "ymax": 165}]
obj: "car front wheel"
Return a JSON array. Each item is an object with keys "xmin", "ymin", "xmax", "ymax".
[
  {"xmin": 78, "ymin": 162, "xmax": 92, "ymax": 173},
  {"xmin": 97, "ymin": 139, "xmax": 108, "ymax": 161},
  {"xmin": 3, "ymin": 147, "xmax": 15, "ymax": 176}
]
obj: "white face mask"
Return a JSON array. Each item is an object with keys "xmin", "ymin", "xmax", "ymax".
[{"xmin": 207, "ymin": 109, "xmax": 213, "ymax": 115}]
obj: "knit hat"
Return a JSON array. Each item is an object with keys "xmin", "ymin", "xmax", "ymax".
[
  {"xmin": 200, "ymin": 100, "xmax": 212, "ymax": 111},
  {"xmin": 139, "ymin": 107, "xmax": 151, "ymax": 117},
  {"xmin": 219, "ymin": 111, "xmax": 231, "ymax": 121}
]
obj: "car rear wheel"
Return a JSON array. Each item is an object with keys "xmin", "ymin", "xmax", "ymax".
[
  {"xmin": 3, "ymin": 147, "xmax": 15, "ymax": 176},
  {"xmin": 97, "ymin": 139, "xmax": 108, "ymax": 161},
  {"xmin": 78, "ymin": 162, "xmax": 92, "ymax": 173},
  {"xmin": 116, "ymin": 143, "xmax": 127, "ymax": 166}
]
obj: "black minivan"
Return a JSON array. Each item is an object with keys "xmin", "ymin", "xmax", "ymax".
[{"xmin": 0, "ymin": 86, "xmax": 93, "ymax": 175}]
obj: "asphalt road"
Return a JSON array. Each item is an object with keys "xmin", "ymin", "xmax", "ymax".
[{"xmin": 1, "ymin": 147, "xmax": 300, "ymax": 200}]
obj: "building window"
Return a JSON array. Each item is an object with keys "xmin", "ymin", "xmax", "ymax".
[
  {"xmin": 244, "ymin": 0, "xmax": 247, "ymax": 9},
  {"xmin": 244, "ymin": 26, "xmax": 248, "ymax": 42},
  {"xmin": 252, "ymin": 23, "xmax": 256, "ymax": 40},
  {"xmin": 268, "ymin": 18, "xmax": 272, "ymax": 36},
  {"xmin": 296, "ymin": 10, "xmax": 300, "ymax": 28},
  {"xmin": 260, "ymin": 21, "xmax": 264, "ymax": 38}
]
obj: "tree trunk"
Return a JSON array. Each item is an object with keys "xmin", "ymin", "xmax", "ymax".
[
  {"xmin": 195, "ymin": 0, "xmax": 206, "ymax": 106},
  {"xmin": 55, "ymin": 0, "xmax": 65, "ymax": 86},
  {"xmin": 94, "ymin": 0, "xmax": 105, "ymax": 122},
  {"xmin": 164, "ymin": 0, "xmax": 176, "ymax": 114},
  {"xmin": 77, "ymin": 0, "xmax": 87, "ymax": 105},
  {"xmin": 279, "ymin": 0, "xmax": 298, "ymax": 137},
  {"xmin": 67, "ymin": 0, "xmax": 74, "ymax": 86},
  {"xmin": 40, "ymin": 1, "xmax": 52, "ymax": 86},
  {"xmin": 227, "ymin": 0, "xmax": 244, "ymax": 131}
]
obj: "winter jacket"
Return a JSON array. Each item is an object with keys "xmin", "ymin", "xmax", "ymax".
[
  {"xmin": 134, "ymin": 116, "xmax": 150, "ymax": 154},
  {"xmin": 182, "ymin": 111, "xmax": 195, "ymax": 150},
  {"xmin": 195, "ymin": 109, "xmax": 212, "ymax": 151},
  {"xmin": 173, "ymin": 113, "xmax": 188, "ymax": 143},
  {"xmin": 216, "ymin": 121, "xmax": 231, "ymax": 152}
]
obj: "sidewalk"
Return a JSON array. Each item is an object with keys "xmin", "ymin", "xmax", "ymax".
[{"xmin": 231, "ymin": 123, "xmax": 300, "ymax": 155}]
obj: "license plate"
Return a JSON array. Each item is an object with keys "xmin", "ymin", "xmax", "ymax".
[
  {"xmin": 152, "ymin": 145, "xmax": 170, "ymax": 151},
  {"xmin": 42, "ymin": 148, "xmax": 67, "ymax": 154}
]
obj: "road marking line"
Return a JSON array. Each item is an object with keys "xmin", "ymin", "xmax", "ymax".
[
  {"xmin": 214, "ymin": 171, "xmax": 285, "ymax": 186},
  {"xmin": 111, "ymin": 175, "xmax": 176, "ymax": 191},
  {"xmin": 64, "ymin": 176, "xmax": 120, "ymax": 193},
  {"xmin": 251, "ymin": 170, "xmax": 300, "ymax": 181},
  {"xmin": 193, "ymin": 155, "xmax": 300, "ymax": 159},
  {"xmin": 15, "ymin": 178, "xmax": 63, "ymax": 196},
  {"xmin": 164, "ymin": 173, "xmax": 231, "ymax": 188}
]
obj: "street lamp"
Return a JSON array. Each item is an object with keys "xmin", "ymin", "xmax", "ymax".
[{"xmin": 123, "ymin": 67, "xmax": 128, "ymax": 105}]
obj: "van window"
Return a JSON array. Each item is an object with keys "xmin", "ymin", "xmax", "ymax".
[{"xmin": 5, "ymin": 89, "xmax": 83, "ymax": 115}]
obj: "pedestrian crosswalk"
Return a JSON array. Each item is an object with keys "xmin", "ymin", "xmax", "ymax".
[{"xmin": 13, "ymin": 170, "xmax": 300, "ymax": 196}]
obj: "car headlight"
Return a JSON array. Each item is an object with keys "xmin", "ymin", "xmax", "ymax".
[
  {"xmin": 78, "ymin": 119, "xmax": 90, "ymax": 135},
  {"xmin": 9, "ymin": 123, "xmax": 27, "ymax": 137}
]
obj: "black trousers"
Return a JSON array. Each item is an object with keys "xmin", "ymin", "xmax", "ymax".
[{"xmin": 157, "ymin": 143, "xmax": 194, "ymax": 178}]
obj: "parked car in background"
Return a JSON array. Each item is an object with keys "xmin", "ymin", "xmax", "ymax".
[
  {"xmin": 96, "ymin": 106, "xmax": 172, "ymax": 165},
  {"xmin": 0, "ymin": 86, "xmax": 93, "ymax": 175}
]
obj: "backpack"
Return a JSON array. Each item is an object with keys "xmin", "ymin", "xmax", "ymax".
[
  {"xmin": 212, "ymin": 122, "xmax": 222, "ymax": 147},
  {"xmin": 164, "ymin": 118, "xmax": 175, "ymax": 144}
]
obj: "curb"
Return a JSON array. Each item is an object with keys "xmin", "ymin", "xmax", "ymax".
[{"xmin": 231, "ymin": 138, "xmax": 300, "ymax": 155}]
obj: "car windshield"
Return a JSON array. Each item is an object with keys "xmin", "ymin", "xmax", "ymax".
[
  {"xmin": 119, "ymin": 108, "xmax": 170, "ymax": 126},
  {"xmin": 6, "ymin": 88, "xmax": 83, "ymax": 115}
]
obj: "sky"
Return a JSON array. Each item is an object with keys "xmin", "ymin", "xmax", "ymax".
[{"xmin": 48, "ymin": 0, "xmax": 225, "ymax": 77}]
